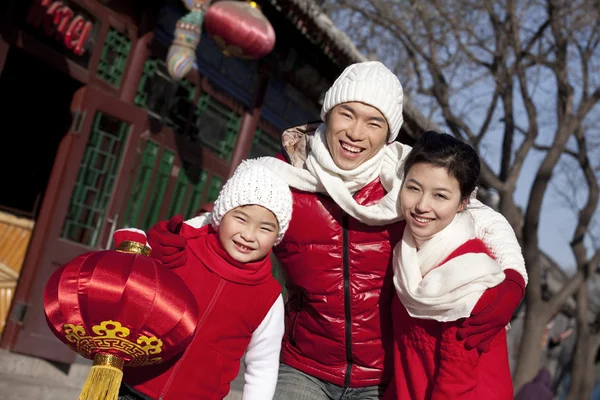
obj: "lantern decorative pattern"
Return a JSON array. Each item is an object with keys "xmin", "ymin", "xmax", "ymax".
[
  {"xmin": 167, "ymin": 0, "xmax": 212, "ymax": 80},
  {"xmin": 204, "ymin": 1, "xmax": 276, "ymax": 60},
  {"xmin": 44, "ymin": 229, "xmax": 198, "ymax": 400}
]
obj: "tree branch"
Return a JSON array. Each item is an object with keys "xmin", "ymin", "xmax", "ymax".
[
  {"xmin": 533, "ymin": 144, "xmax": 579, "ymax": 159},
  {"xmin": 504, "ymin": 0, "xmax": 539, "ymax": 189},
  {"xmin": 547, "ymin": 269, "xmax": 585, "ymax": 316},
  {"xmin": 569, "ymin": 129, "xmax": 600, "ymax": 260}
]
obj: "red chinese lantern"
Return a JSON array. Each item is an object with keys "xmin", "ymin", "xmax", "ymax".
[
  {"xmin": 44, "ymin": 229, "xmax": 198, "ymax": 400},
  {"xmin": 204, "ymin": 0, "xmax": 276, "ymax": 59}
]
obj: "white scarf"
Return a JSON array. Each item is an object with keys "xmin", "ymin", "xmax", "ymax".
[
  {"xmin": 393, "ymin": 212, "xmax": 505, "ymax": 322},
  {"xmin": 257, "ymin": 124, "xmax": 411, "ymax": 226}
]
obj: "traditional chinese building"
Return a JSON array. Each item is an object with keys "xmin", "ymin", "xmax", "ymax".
[{"xmin": 0, "ymin": 0, "xmax": 432, "ymax": 364}]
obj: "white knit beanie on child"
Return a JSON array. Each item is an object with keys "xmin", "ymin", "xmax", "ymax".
[
  {"xmin": 211, "ymin": 159, "xmax": 293, "ymax": 245},
  {"xmin": 320, "ymin": 61, "xmax": 404, "ymax": 142}
]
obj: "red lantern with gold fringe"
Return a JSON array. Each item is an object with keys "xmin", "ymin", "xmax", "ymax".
[
  {"xmin": 204, "ymin": 0, "xmax": 276, "ymax": 59},
  {"xmin": 44, "ymin": 229, "xmax": 198, "ymax": 400}
]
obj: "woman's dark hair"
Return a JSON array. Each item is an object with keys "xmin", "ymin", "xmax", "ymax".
[{"xmin": 403, "ymin": 131, "xmax": 481, "ymax": 199}]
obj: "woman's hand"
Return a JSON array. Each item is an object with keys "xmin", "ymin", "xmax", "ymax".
[{"xmin": 457, "ymin": 269, "xmax": 525, "ymax": 352}]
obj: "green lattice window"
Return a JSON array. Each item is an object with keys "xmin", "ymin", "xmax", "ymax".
[
  {"xmin": 167, "ymin": 161, "xmax": 192, "ymax": 218},
  {"xmin": 97, "ymin": 28, "xmax": 131, "ymax": 88},
  {"xmin": 184, "ymin": 167, "xmax": 208, "ymax": 219},
  {"xmin": 122, "ymin": 140, "xmax": 160, "ymax": 228},
  {"xmin": 61, "ymin": 113, "xmax": 130, "ymax": 246},
  {"xmin": 135, "ymin": 57, "xmax": 177, "ymax": 121},
  {"xmin": 190, "ymin": 94, "xmax": 241, "ymax": 160},
  {"xmin": 206, "ymin": 175, "xmax": 223, "ymax": 204},
  {"xmin": 218, "ymin": 127, "xmax": 238, "ymax": 161},
  {"xmin": 135, "ymin": 58, "xmax": 158, "ymax": 108},
  {"xmin": 249, "ymin": 129, "xmax": 281, "ymax": 158},
  {"xmin": 141, "ymin": 149, "xmax": 176, "ymax": 231},
  {"xmin": 169, "ymin": 79, "xmax": 196, "ymax": 134}
]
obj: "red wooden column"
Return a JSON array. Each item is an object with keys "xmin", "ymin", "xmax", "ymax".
[
  {"xmin": 0, "ymin": 0, "xmax": 13, "ymax": 72},
  {"xmin": 227, "ymin": 63, "xmax": 270, "ymax": 178},
  {"xmin": 120, "ymin": 11, "xmax": 156, "ymax": 103},
  {"xmin": 0, "ymin": 38, "xmax": 10, "ymax": 75}
]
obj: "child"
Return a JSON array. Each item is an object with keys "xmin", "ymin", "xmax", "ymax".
[
  {"xmin": 119, "ymin": 159, "xmax": 292, "ymax": 400},
  {"xmin": 384, "ymin": 131, "xmax": 522, "ymax": 399}
]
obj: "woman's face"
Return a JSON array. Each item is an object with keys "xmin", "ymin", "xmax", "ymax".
[{"xmin": 400, "ymin": 163, "xmax": 466, "ymax": 245}]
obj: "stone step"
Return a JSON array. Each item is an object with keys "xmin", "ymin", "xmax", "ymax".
[
  {"xmin": 0, "ymin": 350, "xmax": 89, "ymax": 389},
  {"xmin": 0, "ymin": 373, "xmax": 83, "ymax": 400},
  {"xmin": 0, "ymin": 350, "xmax": 244, "ymax": 399}
]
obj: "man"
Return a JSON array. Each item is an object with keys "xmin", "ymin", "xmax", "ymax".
[{"xmin": 148, "ymin": 61, "xmax": 528, "ymax": 399}]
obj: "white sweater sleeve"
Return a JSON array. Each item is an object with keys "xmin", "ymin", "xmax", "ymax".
[
  {"xmin": 184, "ymin": 212, "xmax": 212, "ymax": 228},
  {"xmin": 467, "ymin": 199, "xmax": 528, "ymax": 285},
  {"xmin": 242, "ymin": 295, "xmax": 285, "ymax": 400}
]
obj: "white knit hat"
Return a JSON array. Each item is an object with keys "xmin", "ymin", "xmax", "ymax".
[
  {"xmin": 211, "ymin": 159, "xmax": 293, "ymax": 245},
  {"xmin": 321, "ymin": 61, "xmax": 404, "ymax": 142}
]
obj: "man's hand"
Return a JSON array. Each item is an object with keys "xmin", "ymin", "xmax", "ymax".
[
  {"xmin": 457, "ymin": 269, "xmax": 525, "ymax": 352},
  {"xmin": 147, "ymin": 215, "xmax": 187, "ymax": 269}
]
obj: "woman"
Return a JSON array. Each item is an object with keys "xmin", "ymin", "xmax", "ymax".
[{"xmin": 385, "ymin": 131, "xmax": 518, "ymax": 399}]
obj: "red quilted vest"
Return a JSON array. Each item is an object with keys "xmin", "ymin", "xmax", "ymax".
[
  {"xmin": 123, "ymin": 226, "xmax": 281, "ymax": 399},
  {"xmin": 274, "ymin": 178, "xmax": 403, "ymax": 388}
]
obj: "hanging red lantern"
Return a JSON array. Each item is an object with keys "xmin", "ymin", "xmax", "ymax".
[
  {"xmin": 203, "ymin": 0, "xmax": 276, "ymax": 59},
  {"xmin": 44, "ymin": 229, "xmax": 198, "ymax": 400}
]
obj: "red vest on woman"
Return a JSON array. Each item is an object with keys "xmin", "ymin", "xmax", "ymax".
[
  {"xmin": 123, "ymin": 225, "xmax": 281, "ymax": 400},
  {"xmin": 384, "ymin": 238, "xmax": 513, "ymax": 400}
]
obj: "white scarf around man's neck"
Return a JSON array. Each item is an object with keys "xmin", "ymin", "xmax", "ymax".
[
  {"xmin": 393, "ymin": 212, "xmax": 505, "ymax": 322},
  {"xmin": 257, "ymin": 123, "xmax": 411, "ymax": 226}
]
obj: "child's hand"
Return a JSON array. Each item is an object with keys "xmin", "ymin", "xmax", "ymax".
[
  {"xmin": 147, "ymin": 215, "xmax": 187, "ymax": 268},
  {"xmin": 457, "ymin": 269, "xmax": 525, "ymax": 352}
]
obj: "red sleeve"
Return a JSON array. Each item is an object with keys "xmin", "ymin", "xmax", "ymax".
[{"xmin": 431, "ymin": 323, "xmax": 479, "ymax": 400}]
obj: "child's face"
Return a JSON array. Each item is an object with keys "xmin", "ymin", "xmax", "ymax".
[
  {"xmin": 218, "ymin": 205, "xmax": 279, "ymax": 263},
  {"xmin": 400, "ymin": 163, "xmax": 466, "ymax": 243}
]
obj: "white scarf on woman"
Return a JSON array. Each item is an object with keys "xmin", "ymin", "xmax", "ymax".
[
  {"xmin": 256, "ymin": 123, "xmax": 411, "ymax": 226},
  {"xmin": 393, "ymin": 212, "xmax": 505, "ymax": 322}
]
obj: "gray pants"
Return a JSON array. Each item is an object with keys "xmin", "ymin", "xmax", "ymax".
[
  {"xmin": 273, "ymin": 363, "xmax": 385, "ymax": 400},
  {"xmin": 118, "ymin": 384, "xmax": 154, "ymax": 400}
]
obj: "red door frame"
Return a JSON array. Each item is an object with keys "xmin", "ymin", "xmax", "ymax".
[{"xmin": 0, "ymin": 86, "xmax": 148, "ymax": 362}]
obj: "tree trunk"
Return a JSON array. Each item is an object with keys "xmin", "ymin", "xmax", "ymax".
[
  {"xmin": 498, "ymin": 193, "xmax": 523, "ymax": 243},
  {"xmin": 513, "ymin": 304, "xmax": 548, "ymax": 391},
  {"xmin": 565, "ymin": 333, "xmax": 599, "ymax": 400},
  {"xmin": 566, "ymin": 284, "xmax": 598, "ymax": 400},
  {"xmin": 566, "ymin": 332, "xmax": 588, "ymax": 400},
  {"xmin": 580, "ymin": 340, "xmax": 599, "ymax": 400}
]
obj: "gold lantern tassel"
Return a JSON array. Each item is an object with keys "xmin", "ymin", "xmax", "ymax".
[{"xmin": 79, "ymin": 354, "xmax": 125, "ymax": 400}]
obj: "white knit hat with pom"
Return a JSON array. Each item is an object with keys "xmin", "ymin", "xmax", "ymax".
[
  {"xmin": 321, "ymin": 61, "xmax": 404, "ymax": 142},
  {"xmin": 211, "ymin": 159, "xmax": 293, "ymax": 245}
]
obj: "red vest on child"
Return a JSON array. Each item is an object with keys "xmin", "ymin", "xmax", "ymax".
[{"xmin": 123, "ymin": 225, "xmax": 281, "ymax": 400}]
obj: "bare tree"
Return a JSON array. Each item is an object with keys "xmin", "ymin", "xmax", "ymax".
[
  {"xmin": 322, "ymin": 0, "xmax": 600, "ymax": 392},
  {"xmin": 552, "ymin": 128, "xmax": 600, "ymax": 399}
]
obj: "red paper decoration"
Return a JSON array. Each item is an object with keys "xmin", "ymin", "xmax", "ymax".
[{"xmin": 204, "ymin": 1, "xmax": 276, "ymax": 59}]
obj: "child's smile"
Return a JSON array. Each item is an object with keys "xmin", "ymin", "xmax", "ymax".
[{"xmin": 218, "ymin": 205, "xmax": 279, "ymax": 263}]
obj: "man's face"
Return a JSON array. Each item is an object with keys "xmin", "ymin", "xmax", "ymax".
[{"xmin": 325, "ymin": 102, "xmax": 389, "ymax": 170}]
